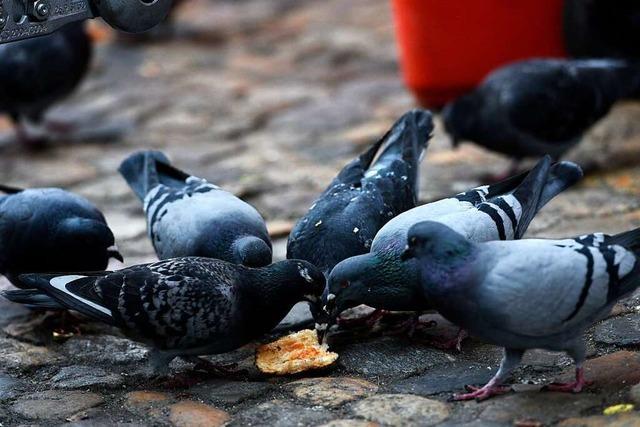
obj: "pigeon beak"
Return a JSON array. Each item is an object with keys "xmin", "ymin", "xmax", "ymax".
[
  {"xmin": 107, "ymin": 245, "xmax": 124, "ymax": 263},
  {"xmin": 400, "ymin": 244, "xmax": 415, "ymax": 261},
  {"xmin": 315, "ymin": 314, "xmax": 336, "ymax": 345}
]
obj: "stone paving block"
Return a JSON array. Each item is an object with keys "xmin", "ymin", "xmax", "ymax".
[
  {"xmin": 189, "ymin": 380, "xmax": 273, "ymax": 406},
  {"xmin": 50, "ymin": 365, "xmax": 125, "ymax": 389},
  {"xmin": 10, "ymin": 390, "xmax": 104, "ymax": 420},
  {"xmin": 286, "ymin": 377, "xmax": 379, "ymax": 407},
  {"xmin": 595, "ymin": 314, "xmax": 640, "ymax": 346},
  {"xmin": 477, "ymin": 392, "xmax": 602, "ymax": 425},
  {"xmin": 230, "ymin": 399, "xmax": 334, "ymax": 427},
  {"xmin": 350, "ymin": 393, "xmax": 450, "ymax": 426},
  {"xmin": 389, "ymin": 363, "xmax": 494, "ymax": 396},
  {"xmin": 336, "ymin": 337, "xmax": 453, "ymax": 379},
  {"xmin": 168, "ymin": 400, "xmax": 230, "ymax": 427}
]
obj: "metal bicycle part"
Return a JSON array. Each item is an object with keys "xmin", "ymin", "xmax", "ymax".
[{"xmin": 0, "ymin": 0, "xmax": 171, "ymax": 44}]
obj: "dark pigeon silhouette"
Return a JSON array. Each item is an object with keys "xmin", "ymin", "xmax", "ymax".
[
  {"xmin": 0, "ymin": 22, "xmax": 93, "ymax": 146},
  {"xmin": 2, "ymin": 257, "xmax": 326, "ymax": 375},
  {"xmin": 0, "ymin": 184, "xmax": 122, "ymax": 288},
  {"xmin": 403, "ymin": 221, "xmax": 640, "ymax": 400},
  {"xmin": 119, "ymin": 150, "xmax": 272, "ymax": 267},
  {"xmin": 287, "ymin": 109, "xmax": 433, "ymax": 277},
  {"xmin": 443, "ymin": 59, "xmax": 640, "ymax": 175}
]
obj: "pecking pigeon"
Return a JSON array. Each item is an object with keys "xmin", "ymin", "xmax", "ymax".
[
  {"xmin": 287, "ymin": 109, "xmax": 433, "ymax": 277},
  {"xmin": 324, "ymin": 157, "xmax": 583, "ymax": 332},
  {"xmin": 0, "ymin": 22, "xmax": 92, "ymax": 146},
  {"xmin": 119, "ymin": 150, "xmax": 272, "ymax": 267},
  {"xmin": 1, "ymin": 257, "xmax": 325, "ymax": 375},
  {"xmin": 442, "ymin": 59, "xmax": 640, "ymax": 175},
  {"xmin": 402, "ymin": 221, "xmax": 640, "ymax": 401},
  {"xmin": 0, "ymin": 184, "xmax": 122, "ymax": 288}
]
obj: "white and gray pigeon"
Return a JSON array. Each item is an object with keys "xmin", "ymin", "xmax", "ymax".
[
  {"xmin": 0, "ymin": 184, "xmax": 122, "ymax": 289},
  {"xmin": 1, "ymin": 257, "xmax": 325, "ymax": 375},
  {"xmin": 324, "ymin": 156, "xmax": 583, "ymax": 325},
  {"xmin": 287, "ymin": 109, "xmax": 433, "ymax": 276},
  {"xmin": 402, "ymin": 221, "xmax": 640, "ymax": 401},
  {"xmin": 119, "ymin": 151, "xmax": 272, "ymax": 267}
]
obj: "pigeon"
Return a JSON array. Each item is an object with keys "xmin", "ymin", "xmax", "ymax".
[
  {"xmin": 0, "ymin": 184, "xmax": 122, "ymax": 289},
  {"xmin": 0, "ymin": 22, "xmax": 93, "ymax": 146},
  {"xmin": 442, "ymin": 59, "xmax": 640, "ymax": 175},
  {"xmin": 402, "ymin": 221, "xmax": 640, "ymax": 401},
  {"xmin": 287, "ymin": 109, "xmax": 433, "ymax": 277},
  {"xmin": 1, "ymin": 257, "xmax": 326, "ymax": 375},
  {"xmin": 119, "ymin": 151, "xmax": 272, "ymax": 267},
  {"xmin": 324, "ymin": 157, "xmax": 583, "ymax": 333}
]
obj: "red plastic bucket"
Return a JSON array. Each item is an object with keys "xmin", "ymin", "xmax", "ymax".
[{"xmin": 392, "ymin": 0, "xmax": 567, "ymax": 107}]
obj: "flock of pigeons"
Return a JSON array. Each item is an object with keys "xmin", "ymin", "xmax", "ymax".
[
  {"xmin": 0, "ymin": 108, "xmax": 639, "ymax": 402},
  {"xmin": 0, "ymin": 8, "xmax": 639, "ymax": 403}
]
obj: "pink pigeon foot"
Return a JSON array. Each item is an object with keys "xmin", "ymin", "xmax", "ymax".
[
  {"xmin": 337, "ymin": 308, "xmax": 387, "ymax": 329},
  {"xmin": 453, "ymin": 383, "xmax": 513, "ymax": 401},
  {"xmin": 544, "ymin": 367, "xmax": 593, "ymax": 393}
]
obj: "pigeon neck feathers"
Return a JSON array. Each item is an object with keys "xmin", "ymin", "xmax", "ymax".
[
  {"xmin": 406, "ymin": 222, "xmax": 476, "ymax": 292},
  {"xmin": 241, "ymin": 260, "xmax": 325, "ymax": 308},
  {"xmin": 328, "ymin": 252, "xmax": 423, "ymax": 314}
]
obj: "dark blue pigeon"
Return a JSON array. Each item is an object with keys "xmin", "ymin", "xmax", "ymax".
[
  {"xmin": 324, "ymin": 157, "xmax": 582, "ymax": 336},
  {"xmin": 287, "ymin": 109, "xmax": 433, "ymax": 277},
  {"xmin": 119, "ymin": 151, "xmax": 272, "ymax": 267},
  {"xmin": 0, "ymin": 184, "xmax": 122, "ymax": 288},
  {"xmin": 443, "ymin": 59, "xmax": 640, "ymax": 176},
  {"xmin": 0, "ymin": 23, "xmax": 92, "ymax": 146},
  {"xmin": 403, "ymin": 221, "xmax": 640, "ymax": 400},
  {"xmin": 2, "ymin": 257, "xmax": 326, "ymax": 375}
]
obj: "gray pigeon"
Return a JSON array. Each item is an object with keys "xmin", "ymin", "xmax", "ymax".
[
  {"xmin": 324, "ymin": 157, "xmax": 583, "ymax": 328},
  {"xmin": 2, "ymin": 257, "xmax": 325, "ymax": 375},
  {"xmin": 0, "ymin": 184, "xmax": 122, "ymax": 289},
  {"xmin": 287, "ymin": 109, "xmax": 433, "ymax": 276},
  {"xmin": 402, "ymin": 221, "xmax": 640, "ymax": 401},
  {"xmin": 119, "ymin": 151, "xmax": 272, "ymax": 267}
]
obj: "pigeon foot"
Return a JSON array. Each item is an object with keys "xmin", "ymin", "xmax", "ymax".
[
  {"xmin": 337, "ymin": 308, "xmax": 387, "ymax": 329},
  {"xmin": 544, "ymin": 367, "xmax": 593, "ymax": 393},
  {"xmin": 453, "ymin": 384, "xmax": 512, "ymax": 401}
]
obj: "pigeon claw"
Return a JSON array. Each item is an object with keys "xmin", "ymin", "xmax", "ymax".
[
  {"xmin": 453, "ymin": 384, "xmax": 512, "ymax": 401},
  {"xmin": 543, "ymin": 367, "xmax": 593, "ymax": 393}
]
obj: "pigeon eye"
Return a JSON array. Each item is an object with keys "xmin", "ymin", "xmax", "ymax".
[
  {"xmin": 340, "ymin": 280, "xmax": 349, "ymax": 289},
  {"xmin": 410, "ymin": 236, "xmax": 417, "ymax": 245}
]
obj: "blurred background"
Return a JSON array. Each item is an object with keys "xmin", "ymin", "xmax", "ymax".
[{"xmin": 1, "ymin": 0, "xmax": 640, "ymax": 269}]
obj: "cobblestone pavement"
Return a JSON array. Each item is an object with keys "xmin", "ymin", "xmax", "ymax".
[{"xmin": 3, "ymin": 0, "xmax": 640, "ymax": 425}]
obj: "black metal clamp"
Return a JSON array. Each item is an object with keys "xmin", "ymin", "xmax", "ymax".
[{"xmin": 0, "ymin": 0, "xmax": 172, "ymax": 43}]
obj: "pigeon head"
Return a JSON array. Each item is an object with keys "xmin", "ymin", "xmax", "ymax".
[
  {"xmin": 325, "ymin": 253, "xmax": 378, "ymax": 318},
  {"xmin": 266, "ymin": 260, "xmax": 326, "ymax": 313},
  {"xmin": 442, "ymin": 94, "xmax": 481, "ymax": 147},
  {"xmin": 401, "ymin": 221, "xmax": 472, "ymax": 263},
  {"xmin": 233, "ymin": 236, "xmax": 272, "ymax": 268},
  {"xmin": 56, "ymin": 217, "xmax": 123, "ymax": 268}
]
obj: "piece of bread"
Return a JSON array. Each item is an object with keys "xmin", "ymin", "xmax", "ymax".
[{"xmin": 256, "ymin": 329, "xmax": 338, "ymax": 375}]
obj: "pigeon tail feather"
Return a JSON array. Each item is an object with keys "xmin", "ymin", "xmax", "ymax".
[
  {"xmin": 610, "ymin": 227, "xmax": 640, "ymax": 257},
  {"xmin": 17, "ymin": 272, "xmax": 115, "ymax": 324},
  {"xmin": 1, "ymin": 289, "xmax": 64, "ymax": 309},
  {"xmin": 537, "ymin": 161, "xmax": 583, "ymax": 211},
  {"xmin": 510, "ymin": 155, "xmax": 552, "ymax": 238},
  {"xmin": 367, "ymin": 109, "xmax": 433, "ymax": 194},
  {"xmin": 0, "ymin": 184, "xmax": 23, "ymax": 194},
  {"xmin": 119, "ymin": 150, "xmax": 188, "ymax": 201}
]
